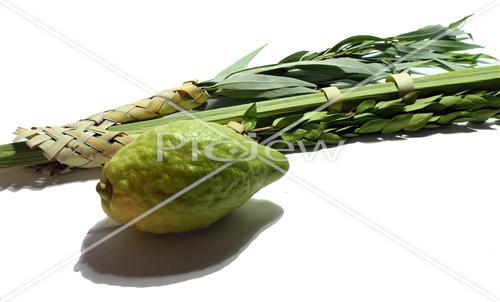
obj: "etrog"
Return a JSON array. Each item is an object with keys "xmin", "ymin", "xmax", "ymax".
[{"xmin": 97, "ymin": 120, "xmax": 289, "ymax": 233}]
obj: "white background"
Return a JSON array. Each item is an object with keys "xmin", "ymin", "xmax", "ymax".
[{"xmin": 1, "ymin": 0, "xmax": 499, "ymax": 301}]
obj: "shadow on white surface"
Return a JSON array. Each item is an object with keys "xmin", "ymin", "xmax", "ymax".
[
  {"xmin": 0, "ymin": 167, "xmax": 100, "ymax": 192},
  {"xmin": 74, "ymin": 199, "xmax": 283, "ymax": 287}
]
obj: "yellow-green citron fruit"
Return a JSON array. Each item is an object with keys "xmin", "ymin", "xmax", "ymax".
[{"xmin": 97, "ymin": 120, "xmax": 289, "ymax": 234}]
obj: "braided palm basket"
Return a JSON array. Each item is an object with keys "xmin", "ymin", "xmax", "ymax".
[{"xmin": 15, "ymin": 81, "xmax": 209, "ymax": 174}]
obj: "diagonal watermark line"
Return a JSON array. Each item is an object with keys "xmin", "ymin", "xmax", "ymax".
[
  {"xmin": 1, "ymin": 0, "xmax": 499, "ymax": 301},
  {"xmin": 0, "ymin": 0, "xmax": 157, "ymax": 94},
  {"xmin": 0, "ymin": 159, "xmax": 236, "ymax": 302}
]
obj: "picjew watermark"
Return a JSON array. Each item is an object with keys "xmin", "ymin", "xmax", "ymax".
[{"xmin": 156, "ymin": 133, "xmax": 345, "ymax": 163}]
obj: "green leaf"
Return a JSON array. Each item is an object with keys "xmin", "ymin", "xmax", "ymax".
[
  {"xmin": 423, "ymin": 103, "xmax": 448, "ymax": 112},
  {"xmin": 324, "ymin": 113, "xmax": 350, "ymax": 123},
  {"xmin": 319, "ymin": 133, "xmax": 342, "ymax": 144},
  {"xmin": 214, "ymin": 74, "xmax": 316, "ymax": 91},
  {"xmin": 394, "ymin": 46, "xmax": 448, "ymax": 59},
  {"xmin": 303, "ymin": 123, "xmax": 325, "ymax": 141},
  {"xmin": 439, "ymin": 96, "xmax": 461, "ymax": 108},
  {"xmin": 452, "ymin": 95, "xmax": 488, "ymax": 110},
  {"xmin": 357, "ymin": 100, "xmax": 376, "ymax": 114},
  {"xmin": 414, "ymin": 95, "xmax": 442, "ymax": 104},
  {"xmin": 484, "ymin": 95, "xmax": 500, "ymax": 108},
  {"xmin": 470, "ymin": 109, "xmax": 500, "ymax": 122},
  {"xmin": 403, "ymin": 95, "xmax": 441, "ymax": 112},
  {"xmin": 281, "ymin": 128, "xmax": 308, "ymax": 143},
  {"xmin": 395, "ymin": 25, "xmax": 447, "ymax": 41},
  {"xmin": 449, "ymin": 15, "xmax": 471, "ymax": 29},
  {"xmin": 335, "ymin": 125, "xmax": 357, "ymax": 133},
  {"xmin": 428, "ymin": 116, "xmax": 441, "ymax": 123},
  {"xmin": 272, "ymin": 114, "xmax": 304, "ymax": 129},
  {"xmin": 412, "ymin": 40, "xmax": 481, "ymax": 52},
  {"xmin": 302, "ymin": 122, "xmax": 324, "ymax": 130},
  {"xmin": 304, "ymin": 111, "xmax": 328, "ymax": 122},
  {"xmin": 435, "ymin": 59, "xmax": 466, "ymax": 71},
  {"xmin": 452, "ymin": 116, "xmax": 479, "ymax": 123},
  {"xmin": 382, "ymin": 114, "xmax": 413, "ymax": 133},
  {"xmin": 297, "ymin": 139, "xmax": 317, "ymax": 147},
  {"xmin": 243, "ymin": 57, "xmax": 385, "ymax": 77},
  {"xmin": 356, "ymin": 119, "xmax": 388, "ymax": 134},
  {"xmin": 375, "ymin": 99, "xmax": 406, "ymax": 117},
  {"xmin": 343, "ymin": 133, "xmax": 360, "ymax": 138},
  {"xmin": 375, "ymin": 99, "xmax": 403, "ymax": 110},
  {"xmin": 279, "ymin": 50, "xmax": 310, "ymax": 63},
  {"xmin": 402, "ymin": 92, "xmax": 419, "ymax": 104},
  {"xmin": 437, "ymin": 111, "xmax": 470, "ymax": 124},
  {"xmin": 403, "ymin": 113, "xmax": 433, "ymax": 131},
  {"xmin": 392, "ymin": 60, "xmax": 432, "ymax": 71},
  {"xmin": 216, "ymin": 86, "xmax": 316, "ymax": 100},
  {"xmin": 424, "ymin": 124, "xmax": 441, "ymax": 129},
  {"xmin": 353, "ymin": 112, "xmax": 377, "ymax": 124},
  {"xmin": 241, "ymin": 103, "xmax": 257, "ymax": 132},
  {"xmin": 327, "ymin": 35, "xmax": 384, "ymax": 53},
  {"xmin": 376, "ymin": 105, "xmax": 405, "ymax": 117},
  {"xmin": 404, "ymin": 102, "xmax": 432, "ymax": 112},
  {"xmin": 213, "ymin": 44, "xmax": 267, "ymax": 81},
  {"xmin": 252, "ymin": 86, "xmax": 316, "ymax": 99},
  {"xmin": 450, "ymin": 52, "xmax": 497, "ymax": 62}
]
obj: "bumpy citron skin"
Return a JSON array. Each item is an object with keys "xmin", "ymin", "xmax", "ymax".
[{"xmin": 97, "ymin": 120, "xmax": 289, "ymax": 234}]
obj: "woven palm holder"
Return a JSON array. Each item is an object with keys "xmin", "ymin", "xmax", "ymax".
[
  {"xmin": 14, "ymin": 81, "xmax": 210, "ymax": 174},
  {"xmin": 386, "ymin": 73, "xmax": 414, "ymax": 97},
  {"xmin": 226, "ymin": 121, "xmax": 246, "ymax": 134}
]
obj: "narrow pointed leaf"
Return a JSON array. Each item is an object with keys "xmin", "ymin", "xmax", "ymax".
[
  {"xmin": 213, "ymin": 44, "xmax": 267, "ymax": 81},
  {"xmin": 404, "ymin": 113, "xmax": 433, "ymax": 131},
  {"xmin": 356, "ymin": 119, "xmax": 388, "ymax": 133},
  {"xmin": 449, "ymin": 15, "xmax": 471, "ymax": 29},
  {"xmin": 213, "ymin": 74, "xmax": 316, "ymax": 91},
  {"xmin": 279, "ymin": 50, "xmax": 310, "ymax": 63}
]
